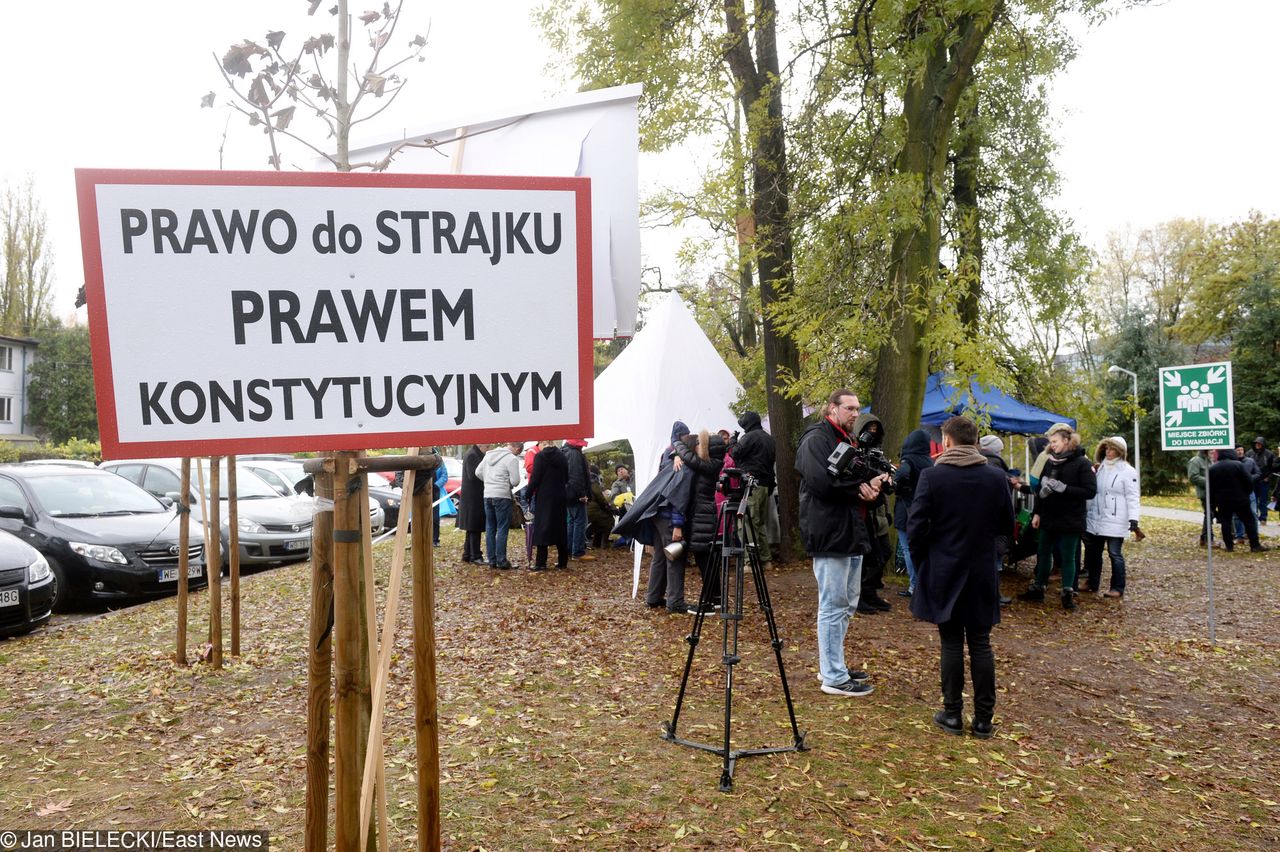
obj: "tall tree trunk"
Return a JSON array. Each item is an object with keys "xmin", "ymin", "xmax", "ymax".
[
  {"xmin": 724, "ymin": 0, "xmax": 802, "ymax": 561},
  {"xmin": 872, "ymin": 6, "xmax": 1001, "ymax": 455},
  {"xmin": 953, "ymin": 97, "xmax": 983, "ymax": 331}
]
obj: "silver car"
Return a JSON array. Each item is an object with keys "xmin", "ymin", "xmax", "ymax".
[
  {"xmin": 101, "ymin": 458, "xmax": 315, "ymax": 565},
  {"xmin": 243, "ymin": 459, "xmax": 385, "ymax": 534}
]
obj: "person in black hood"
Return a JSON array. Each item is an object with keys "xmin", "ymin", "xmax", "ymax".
[
  {"xmin": 1247, "ymin": 437, "xmax": 1275, "ymax": 524},
  {"xmin": 732, "ymin": 410, "xmax": 777, "ymax": 567},
  {"xmin": 1017, "ymin": 424, "xmax": 1097, "ymax": 610},
  {"xmin": 796, "ymin": 389, "xmax": 888, "ymax": 698},
  {"xmin": 893, "ymin": 428, "xmax": 934, "ymax": 597}
]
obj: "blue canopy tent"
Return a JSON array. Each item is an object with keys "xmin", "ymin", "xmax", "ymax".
[{"xmin": 919, "ymin": 373, "xmax": 1075, "ymax": 435}]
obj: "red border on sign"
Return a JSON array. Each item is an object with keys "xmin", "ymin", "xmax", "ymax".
[{"xmin": 75, "ymin": 168, "xmax": 594, "ymax": 460}]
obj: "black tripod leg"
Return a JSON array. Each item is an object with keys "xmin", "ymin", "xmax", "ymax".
[
  {"xmin": 719, "ymin": 523, "xmax": 742, "ymax": 792},
  {"xmin": 743, "ymin": 506, "xmax": 808, "ymax": 750},
  {"xmin": 664, "ymin": 551, "xmax": 717, "ymax": 740}
]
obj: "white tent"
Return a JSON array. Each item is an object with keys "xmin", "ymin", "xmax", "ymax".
[
  {"xmin": 342, "ymin": 84, "xmax": 643, "ymax": 339},
  {"xmin": 589, "ymin": 293, "xmax": 744, "ymax": 492}
]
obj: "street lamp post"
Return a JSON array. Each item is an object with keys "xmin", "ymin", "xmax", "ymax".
[{"xmin": 1108, "ymin": 365, "xmax": 1140, "ymax": 488}]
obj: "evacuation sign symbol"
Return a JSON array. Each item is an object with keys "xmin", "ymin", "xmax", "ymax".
[{"xmin": 1158, "ymin": 361, "xmax": 1234, "ymax": 450}]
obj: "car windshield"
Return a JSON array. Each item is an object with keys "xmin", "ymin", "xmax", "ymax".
[
  {"xmin": 267, "ymin": 461, "xmax": 309, "ymax": 487},
  {"xmin": 30, "ymin": 473, "xmax": 165, "ymax": 517},
  {"xmin": 193, "ymin": 462, "xmax": 282, "ymax": 500}
]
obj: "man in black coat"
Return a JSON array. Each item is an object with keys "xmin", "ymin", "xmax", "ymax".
[
  {"xmin": 733, "ymin": 410, "xmax": 777, "ymax": 567},
  {"xmin": 908, "ymin": 416, "xmax": 1013, "ymax": 739},
  {"xmin": 458, "ymin": 444, "xmax": 486, "ymax": 563},
  {"xmin": 1247, "ymin": 437, "xmax": 1274, "ymax": 525},
  {"xmin": 795, "ymin": 389, "xmax": 888, "ymax": 698},
  {"xmin": 528, "ymin": 442, "xmax": 570, "ymax": 569},
  {"xmin": 1210, "ymin": 448, "xmax": 1267, "ymax": 552},
  {"xmin": 562, "ymin": 440, "xmax": 592, "ymax": 561}
]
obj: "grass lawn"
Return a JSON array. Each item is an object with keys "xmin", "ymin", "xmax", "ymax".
[
  {"xmin": 0, "ymin": 517, "xmax": 1277, "ymax": 849},
  {"xmin": 1143, "ymin": 492, "xmax": 1203, "ymax": 513}
]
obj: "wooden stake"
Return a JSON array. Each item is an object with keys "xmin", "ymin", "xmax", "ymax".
[
  {"xmin": 228, "ymin": 455, "xmax": 241, "ymax": 657},
  {"xmin": 208, "ymin": 457, "xmax": 223, "ymax": 670},
  {"xmin": 359, "ymin": 450, "xmax": 419, "ymax": 850},
  {"xmin": 411, "ymin": 461, "xmax": 441, "ymax": 851},
  {"xmin": 176, "ymin": 458, "xmax": 191, "ymax": 666},
  {"xmin": 333, "ymin": 451, "xmax": 365, "ymax": 852},
  {"xmin": 357, "ymin": 466, "xmax": 387, "ymax": 852},
  {"xmin": 305, "ymin": 466, "xmax": 335, "ymax": 852}
]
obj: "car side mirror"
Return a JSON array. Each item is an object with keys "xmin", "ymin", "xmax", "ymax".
[
  {"xmin": 165, "ymin": 491, "xmax": 183, "ymax": 504},
  {"xmin": 158, "ymin": 496, "xmax": 175, "ymax": 508},
  {"xmin": 0, "ymin": 505, "xmax": 27, "ymax": 521}
]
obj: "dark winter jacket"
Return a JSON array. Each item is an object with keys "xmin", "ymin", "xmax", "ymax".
[
  {"xmin": 1248, "ymin": 439, "xmax": 1274, "ymax": 479},
  {"xmin": 587, "ymin": 476, "xmax": 615, "ymax": 532},
  {"xmin": 907, "ymin": 454, "xmax": 1013, "ymax": 627},
  {"xmin": 893, "ymin": 429, "xmax": 934, "ymax": 531},
  {"xmin": 562, "ymin": 444, "xmax": 589, "ymax": 500},
  {"xmin": 528, "ymin": 446, "xmax": 569, "ymax": 547},
  {"xmin": 795, "ymin": 416, "xmax": 877, "ymax": 557},
  {"xmin": 1209, "ymin": 453, "xmax": 1255, "ymax": 513},
  {"xmin": 732, "ymin": 411, "xmax": 776, "ymax": 488},
  {"xmin": 1033, "ymin": 437, "xmax": 1097, "ymax": 534},
  {"xmin": 1240, "ymin": 455, "xmax": 1263, "ymax": 485},
  {"xmin": 672, "ymin": 432, "xmax": 728, "ymax": 552},
  {"xmin": 612, "ymin": 465, "xmax": 693, "ymax": 547},
  {"xmin": 457, "ymin": 445, "xmax": 486, "ymax": 532}
]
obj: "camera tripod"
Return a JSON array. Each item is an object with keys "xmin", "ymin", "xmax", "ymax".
[{"xmin": 661, "ymin": 473, "xmax": 808, "ymax": 792}]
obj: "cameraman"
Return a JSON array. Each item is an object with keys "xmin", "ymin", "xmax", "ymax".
[{"xmin": 796, "ymin": 389, "xmax": 888, "ymax": 698}]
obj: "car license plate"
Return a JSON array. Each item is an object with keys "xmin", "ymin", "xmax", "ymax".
[
  {"xmin": 0, "ymin": 589, "xmax": 17, "ymax": 607},
  {"xmin": 286, "ymin": 539, "xmax": 308, "ymax": 551},
  {"xmin": 158, "ymin": 565, "xmax": 203, "ymax": 582}
]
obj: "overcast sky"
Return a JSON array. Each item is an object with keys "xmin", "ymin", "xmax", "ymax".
[{"xmin": 1, "ymin": 0, "xmax": 1276, "ymax": 321}]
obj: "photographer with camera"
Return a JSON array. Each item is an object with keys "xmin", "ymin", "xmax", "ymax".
[
  {"xmin": 672, "ymin": 429, "xmax": 729, "ymax": 612},
  {"xmin": 796, "ymin": 390, "xmax": 889, "ymax": 698}
]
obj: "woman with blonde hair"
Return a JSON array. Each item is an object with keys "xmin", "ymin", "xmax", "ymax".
[{"xmin": 1083, "ymin": 436, "xmax": 1141, "ymax": 597}]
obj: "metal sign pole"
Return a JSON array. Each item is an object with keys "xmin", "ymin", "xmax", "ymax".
[{"xmin": 1205, "ymin": 465, "xmax": 1216, "ymax": 645}]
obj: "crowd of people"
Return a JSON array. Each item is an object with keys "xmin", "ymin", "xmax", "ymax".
[
  {"xmin": 443, "ymin": 400, "xmax": 1272, "ymax": 739},
  {"xmin": 453, "ymin": 439, "xmax": 635, "ymax": 571}
]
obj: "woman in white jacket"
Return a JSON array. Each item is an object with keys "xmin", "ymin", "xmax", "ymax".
[{"xmin": 1083, "ymin": 436, "xmax": 1141, "ymax": 597}]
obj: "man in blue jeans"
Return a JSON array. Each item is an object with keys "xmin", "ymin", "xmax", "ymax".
[
  {"xmin": 478, "ymin": 441, "xmax": 523, "ymax": 569},
  {"xmin": 795, "ymin": 389, "xmax": 889, "ymax": 698},
  {"xmin": 562, "ymin": 439, "xmax": 594, "ymax": 560}
]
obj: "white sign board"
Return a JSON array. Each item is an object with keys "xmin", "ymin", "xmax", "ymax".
[{"xmin": 76, "ymin": 169, "xmax": 593, "ymax": 459}]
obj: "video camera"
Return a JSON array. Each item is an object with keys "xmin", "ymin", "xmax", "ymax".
[{"xmin": 825, "ymin": 442, "xmax": 898, "ymax": 483}]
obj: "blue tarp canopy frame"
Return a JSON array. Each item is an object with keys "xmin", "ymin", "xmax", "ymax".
[{"xmin": 919, "ymin": 373, "xmax": 1076, "ymax": 435}]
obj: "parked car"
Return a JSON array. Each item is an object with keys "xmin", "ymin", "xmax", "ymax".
[
  {"xmin": 241, "ymin": 460, "xmax": 389, "ymax": 533},
  {"xmin": 101, "ymin": 458, "xmax": 313, "ymax": 566},
  {"xmin": 0, "ymin": 529, "xmax": 55, "ymax": 636},
  {"xmin": 20, "ymin": 459, "xmax": 99, "ymax": 469},
  {"xmin": 0, "ymin": 465, "xmax": 206, "ymax": 610}
]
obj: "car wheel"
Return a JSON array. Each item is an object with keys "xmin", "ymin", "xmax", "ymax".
[{"xmin": 46, "ymin": 556, "xmax": 71, "ymax": 612}]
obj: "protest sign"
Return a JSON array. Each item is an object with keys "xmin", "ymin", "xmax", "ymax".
[{"xmin": 76, "ymin": 169, "xmax": 592, "ymax": 459}]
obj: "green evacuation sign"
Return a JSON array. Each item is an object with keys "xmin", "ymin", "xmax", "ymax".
[{"xmin": 1158, "ymin": 361, "xmax": 1234, "ymax": 450}]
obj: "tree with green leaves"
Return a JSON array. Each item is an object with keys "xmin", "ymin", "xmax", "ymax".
[
  {"xmin": 26, "ymin": 324, "xmax": 96, "ymax": 444},
  {"xmin": 1, "ymin": 178, "xmax": 56, "ymax": 337}
]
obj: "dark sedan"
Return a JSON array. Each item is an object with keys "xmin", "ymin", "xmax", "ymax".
[
  {"xmin": 0, "ymin": 466, "xmax": 206, "ymax": 610},
  {"xmin": 0, "ymin": 529, "xmax": 55, "ymax": 637}
]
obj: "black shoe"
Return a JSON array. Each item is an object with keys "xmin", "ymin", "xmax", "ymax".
[
  {"xmin": 848, "ymin": 669, "xmax": 870, "ymax": 683},
  {"xmin": 971, "ymin": 719, "xmax": 994, "ymax": 739},
  {"xmin": 666, "ymin": 602, "xmax": 689, "ymax": 614},
  {"xmin": 644, "ymin": 600, "xmax": 663, "ymax": 609},
  {"xmin": 998, "ymin": 595, "xmax": 1013, "ymax": 606},
  {"xmin": 494, "ymin": 561, "xmax": 514, "ymax": 570},
  {"xmin": 866, "ymin": 594, "xmax": 892, "ymax": 612},
  {"xmin": 1062, "ymin": 589, "xmax": 1076, "ymax": 610},
  {"xmin": 822, "ymin": 679, "xmax": 874, "ymax": 697},
  {"xmin": 1017, "ymin": 587, "xmax": 1045, "ymax": 602},
  {"xmin": 897, "ymin": 589, "xmax": 913, "ymax": 598},
  {"xmin": 933, "ymin": 710, "xmax": 964, "ymax": 736},
  {"xmin": 1250, "ymin": 544, "xmax": 1269, "ymax": 552},
  {"xmin": 1084, "ymin": 585, "xmax": 1099, "ymax": 593},
  {"xmin": 855, "ymin": 601, "xmax": 879, "ymax": 615},
  {"xmin": 529, "ymin": 564, "xmax": 549, "ymax": 572},
  {"xmin": 687, "ymin": 601, "xmax": 720, "ymax": 615}
]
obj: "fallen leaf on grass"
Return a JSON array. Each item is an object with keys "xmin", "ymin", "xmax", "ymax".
[{"xmin": 36, "ymin": 799, "xmax": 71, "ymax": 816}]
